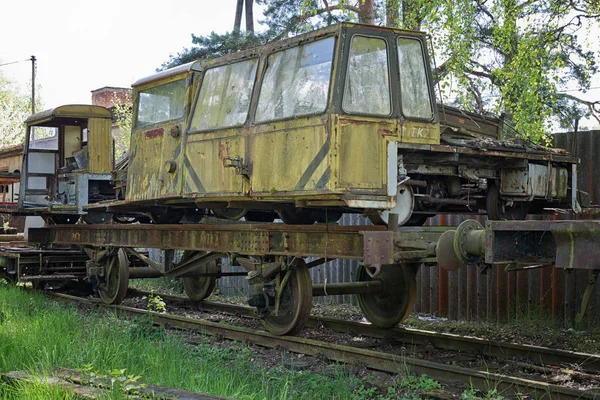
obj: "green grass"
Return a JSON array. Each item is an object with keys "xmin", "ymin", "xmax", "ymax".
[{"xmin": 0, "ymin": 283, "xmax": 396, "ymax": 399}]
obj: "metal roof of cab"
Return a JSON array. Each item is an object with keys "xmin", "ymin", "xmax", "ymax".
[
  {"xmin": 132, "ymin": 60, "xmax": 203, "ymax": 88},
  {"xmin": 25, "ymin": 105, "xmax": 112, "ymax": 125}
]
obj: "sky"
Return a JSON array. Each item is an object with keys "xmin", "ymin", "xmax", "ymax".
[{"xmin": 0, "ymin": 0, "xmax": 260, "ymax": 108}]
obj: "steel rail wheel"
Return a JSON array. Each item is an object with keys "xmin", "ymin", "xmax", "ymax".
[
  {"xmin": 277, "ymin": 208, "xmax": 317, "ymax": 225},
  {"xmin": 213, "ymin": 208, "xmax": 247, "ymax": 220},
  {"xmin": 356, "ymin": 264, "xmax": 417, "ymax": 328},
  {"xmin": 486, "ymin": 183, "xmax": 529, "ymax": 221},
  {"xmin": 98, "ymin": 249, "xmax": 129, "ymax": 304},
  {"xmin": 262, "ymin": 261, "xmax": 312, "ymax": 335},
  {"xmin": 368, "ymin": 183, "xmax": 414, "ymax": 227},
  {"xmin": 180, "ymin": 252, "xmax": 218, "ymax": 301}
]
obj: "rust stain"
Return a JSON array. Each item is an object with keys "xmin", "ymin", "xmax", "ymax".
[
  {"xmin": 145, "ymin": 128, "xmax": 164, "ymax": 140},
  {"xmin": 377, "ymin": 129, "xmax": 394, "ymax": 136},
  {"xmin": 218, "ymin": 141, "xmax": 232, "ymax": 162}
]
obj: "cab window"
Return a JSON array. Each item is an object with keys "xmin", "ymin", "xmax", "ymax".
[
  {"xmin": 135, "ymin": 79, "xmax": 186, "ymax": 128},
  {"xmin": 343, "ymin": 36, "xmax": 391, "ymax": 116},
  {"xmin": 190, "ymin": 58, "xmax": 258, "ymax": 131},
  {"xmin": 256, "ymin": 37, "xmax": 335, "ymax": 122},
  {"xmin": 397, "ymin": 37, "xmax": 433, "ymax": 120}
]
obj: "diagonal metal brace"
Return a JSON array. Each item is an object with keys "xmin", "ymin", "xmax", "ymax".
[{"xmin": 575, "ymin": 269, "xmax": 599, "ymax": 323}]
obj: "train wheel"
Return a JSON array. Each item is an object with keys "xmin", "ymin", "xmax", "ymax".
[
  {"xmin": 48, "ymin": 215, "xmax": 78, "ymax": 224},
  {"xmin": 277, "ymin": 208, "xmax": 317, "ymax": 225},
  {"xmin": 181, "ymin": 257, "xmax": 218, "ymax": 301},
  {"xmin": 314, "ymin": 210, "xmax": 343, "ymax": 224},
  {"xmin": 98, "ymin": 249, "xmax": 129, "ymax": 305},
  {"xmin": 262, "ymin": 261, "xmax": 312, "ymax": 335},
  {"xmin": 356, "ymin": 263, "xmax": 417, "ymax": 328},
  {"xmin": 83, "ymin": 211, "xmax": 112, "ymax": 224},
  {"xmin": 486, "ymin": 184, "xmax": 529, "ymax": 220},
  {"xmin": 245, "ymin": 211, "xmax": 277, "ymax": 222},
  {"xmin": 368, "ymin": 183, "xmax": 414, "ymax": 227},
  {"xmin": 213, "ymin": 208, "xmax": 247, "ymax": 220},
  {"xmin": 151, "ymin": 208, "xmax": 183, "ymax": 224}
]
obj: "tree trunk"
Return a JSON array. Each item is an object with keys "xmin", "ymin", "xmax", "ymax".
[
  {"xmin": 386, "ymin": 0, "xmax": 399, "ymax": 27},
  {"xmin": 245, "ymin": 0, "xmax": 254, "ymax": 33},
  {"xmin": 359, "ymin": 0, "xmax": 375, "ymax": 24},
  {"xmin": 234, "ymin": 0, "xmax": 244, "ymax": 31}
]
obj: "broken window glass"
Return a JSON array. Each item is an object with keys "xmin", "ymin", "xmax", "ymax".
[
  {"xmin": 190, "ymin": 58, "xmax": 258, "ymax": 131},
  {"xmin": 343, "ymin": 36, "xmax": 391, "ymax": 116},
  {"xmin": 397, "ymin": 37, "xmax": 433, "ymax": 120},
  {"xmin": 256, "ymin": 37, "xmax": 335, "ymax": 122}
]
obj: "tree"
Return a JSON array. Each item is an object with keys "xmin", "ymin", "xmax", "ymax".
[
  {"xmin": 111, "ymin": 91, "xmax": 133, "ymax": 160},
  {"xmin": 164, "ymin": 0, "xmax": 600, "ymax": 142},
  {"xmin": 0, "ymin": 72, "xmax": 38, "ymax": 148}
]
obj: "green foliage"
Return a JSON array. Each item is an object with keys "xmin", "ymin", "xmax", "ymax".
[
  {"xmin": 163, "ymin": 0, "xmax": 599, "ymax": 143},
  {"xmin": 461, "ymin": 387, "xmax": 504, "ymax": 400},
  {"xmin": 144, "ymin": 294, "xmax": 166, "ymax": 313},
  {"xmin": 0, "ymin": 72, "xmax": 41, "ymax": 148},
  {"xmin": 110, "ymin": 91, "xmax": 132, "ymax": 159},
  {"xmin": 161, "ymin": 30, "xmax": 269, "ymax": 70},
  {"xmin": 0, "ymin": 285, "xmax": 372, "ymax": 399}
]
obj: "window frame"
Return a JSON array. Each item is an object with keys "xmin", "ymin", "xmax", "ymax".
[
  {"xmin": 341, "ymin": 33, "xmax": 393, "ymax": 118},
  {"xmin": 252, "ymin": 35, "xmax": 337, "ymax": 125},
  {"xmin": 187, "ymin": 57, "xmax": 260, "ymax": 134},
  {"xmin": 133, "ymin": 78, "xmax": 187, "ymax": 129},
  {"xmin": 396, "ymin": 35, "xmax": 435, "ymax": 122}
]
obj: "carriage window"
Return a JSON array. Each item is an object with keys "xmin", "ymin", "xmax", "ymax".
[
  {"xmin": 256, "ymin": 37, "xmax": 335, "ymax": 122},
  {"xmin": 343, "ymin": 36, "xmax": 391, "ymax": 116},
  {"xmin": 190, "ymin": 59, "xmax": 258, "ymax": 131},
  {"xmin": 397, "ymin": 37, "xmax": 433, "ymax": 120},
  {"xmin": 29, "ymin": 127, "xmax": 58, "ymax": 150},
  {"xmin": 135, "ymin": 79, "xmax": 186, "ymax": 127}
]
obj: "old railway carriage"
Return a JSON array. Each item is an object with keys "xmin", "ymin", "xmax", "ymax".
[{"xmin": 93, "ymin": 22, "xmax": 578, "ymax": 226}]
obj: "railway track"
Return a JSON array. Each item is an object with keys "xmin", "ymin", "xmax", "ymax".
[
  {"xmin": 46, "ymin": 290, "xmax": 600, "ymax": 400},
  {"xmin": 127, "ymin": 289, "xmax": 600, "ymax": 374}
]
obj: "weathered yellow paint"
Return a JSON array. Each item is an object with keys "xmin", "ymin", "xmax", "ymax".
[
  {"xmin": 249, "ymin": 116, "xmax": 329, "ymax": 195},
  {"xmin": 184, "ymin": 128, "xmax": 245, "ymax": 195},
  {"xmin": 127, "ymin": 72, "xmax": 202, "ymax": 201},
  {"xmin": 25, "ymin": 105, "xmax": 112, "ymax": 125},
  {"xmin": 400, "ymin": 121, "xmax": 440, "ymax": 145},
  {"xmin": 87, "ymin": 118, "xmax": 113, "ymax": 174},
  {"xmin": 334, "ymin": 116, "xmax": 391, "ymax": 193},
  {"xmin": 63, "ymin": 125, "xmax": 81, "ymax": 164}
]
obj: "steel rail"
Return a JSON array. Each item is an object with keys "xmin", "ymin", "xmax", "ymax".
[
  {"xmin": 47, "ymin": 291, "xmax": 599, "ymax": 400},
  {"xmin": 128, "ymin": 289, "xmax": 600, "ymax": 374}
]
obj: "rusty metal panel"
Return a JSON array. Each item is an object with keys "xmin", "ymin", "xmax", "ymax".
[
  {"xmin": 419, "ymin": 213, "xmax": 597, "ymax": 325},
  {"xmin": 87, "ymin": 118, "xmax": 113, "ymax": 174},
  {"xmin": 28, "ymin": 223, "xmax": 371, "ymax": 260},
  {"xmin": 555, "ymin": 130, "xmax": 600, "ymax": 204}
]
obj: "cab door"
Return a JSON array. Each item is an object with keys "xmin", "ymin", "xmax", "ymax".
[
  {"xmin": 127, "ymin": 78, "xmax": 187, "ymax": 201},
  {"xmin": 183, "ymin": 59, "xmax": 259, "ymax": 197},
  {"xmin": 19, "ymin": 126, "xmax": 59, "ymax": 209},
  {"xmin": 335, "ymin": 34, "xmax": 395, "ymax": 195},
  {"xmin": 248, "ymin": 36, "xmax": 336, "ymax": 196}
]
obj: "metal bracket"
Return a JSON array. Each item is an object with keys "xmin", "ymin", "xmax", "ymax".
[
  {"xmin": 575, "ymin": 269, "xmax": 599, "ymax": 323},
  {"xmin": 224, "ymin": 156, "xmax": 251, "ymax": 178}
]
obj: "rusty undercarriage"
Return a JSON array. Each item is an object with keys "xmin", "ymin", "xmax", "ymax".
[{"xmin": 0, "ymin": 218, "xmax": 591, "ymax": 335}]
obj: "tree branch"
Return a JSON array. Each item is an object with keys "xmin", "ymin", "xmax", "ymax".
[{"xmin": 557, "ymin": 92, "xmax": 600, "ymax": 124}]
